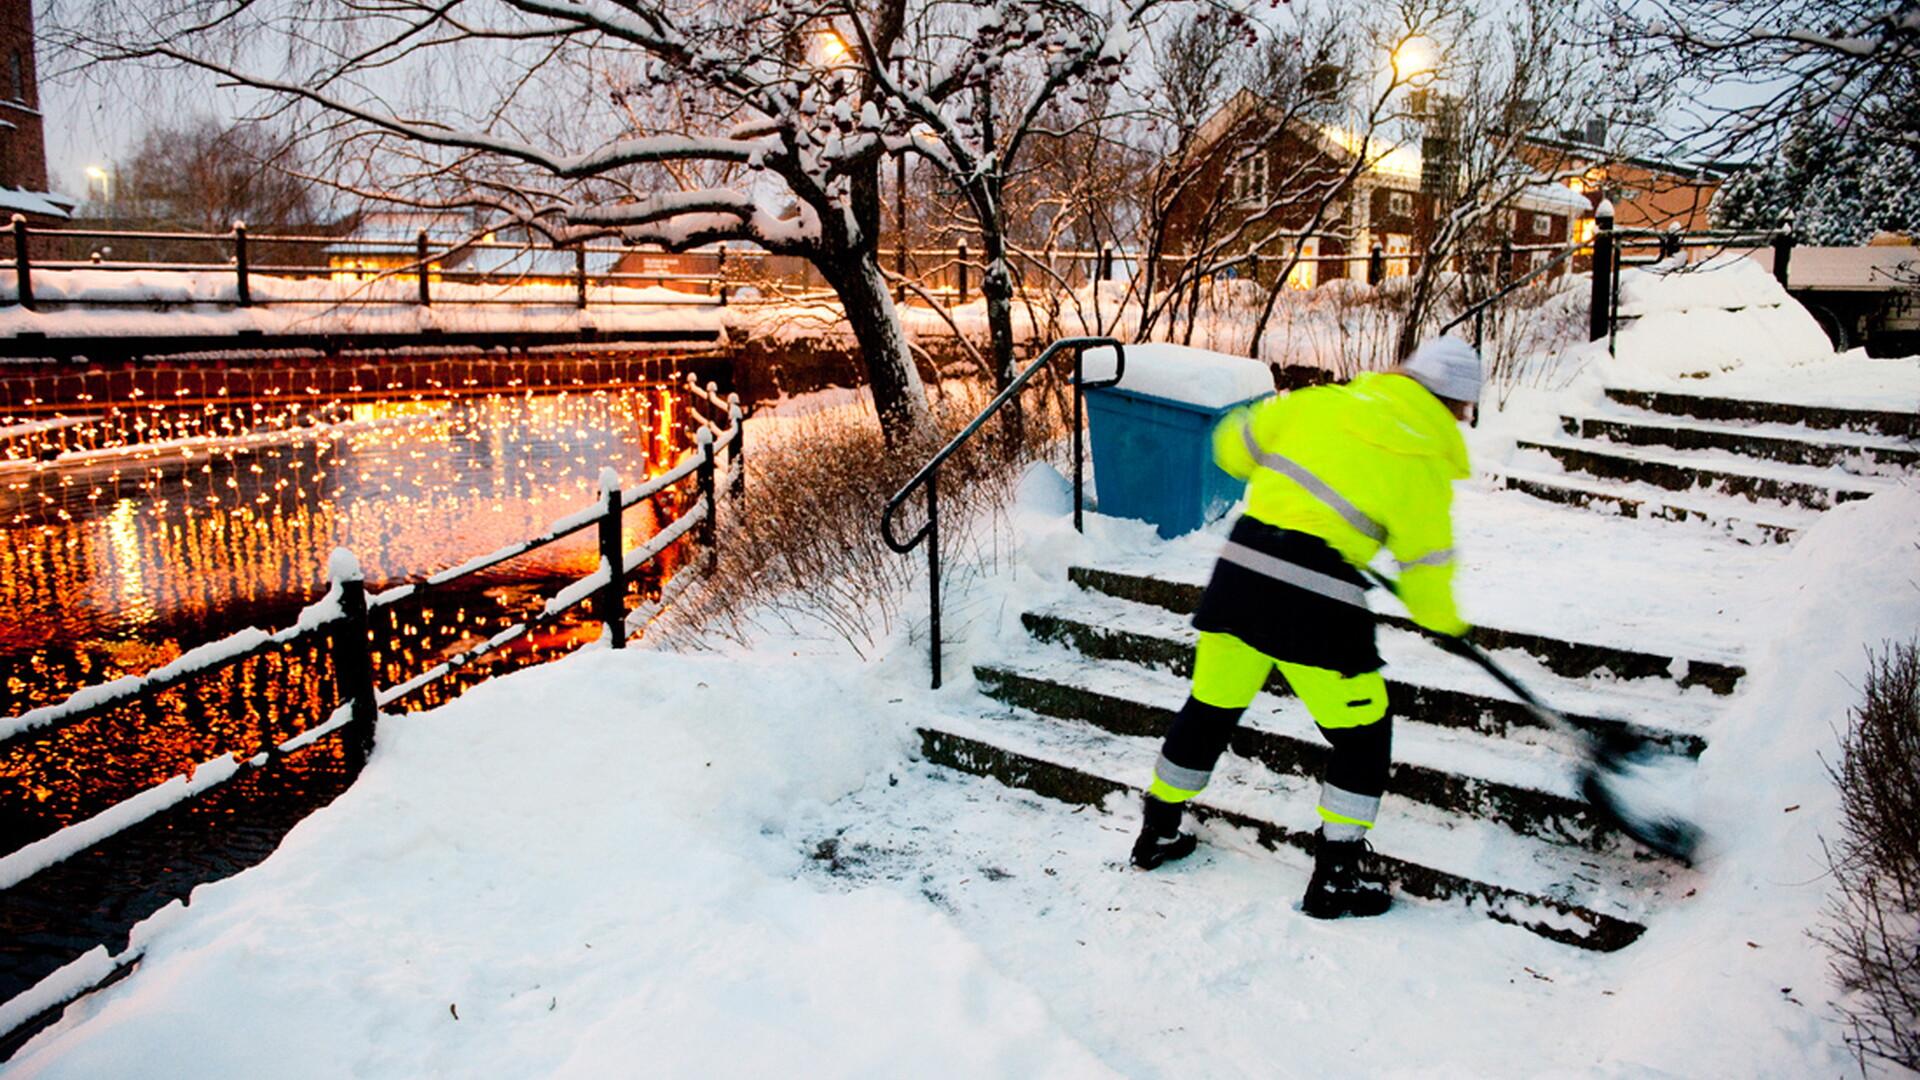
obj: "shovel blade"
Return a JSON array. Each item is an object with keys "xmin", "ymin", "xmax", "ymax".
[{"xmin": 1580, "ymin": 764, "xmax": 1703, "ymax": 865}]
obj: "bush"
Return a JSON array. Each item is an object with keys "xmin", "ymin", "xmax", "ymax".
[
  {"xmin": 658, "ymin": 377, "xmax": 1073, "ymax": 659},
  {"xmin": 1821, "ymin": 639, "xmax": 1920, "ymax": 1072}
]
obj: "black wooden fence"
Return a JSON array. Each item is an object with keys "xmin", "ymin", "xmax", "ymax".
[
  {"xmin": 4, "ymin": 217, "xmax": 731, "ymax": 312},
  {"xmin": 0, "ymin": 371, "xmax": 745, "ymax": 1039}
]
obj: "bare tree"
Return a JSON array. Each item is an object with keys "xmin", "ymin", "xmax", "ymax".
[
  {"xmin": 115, "ymin": 116, "xmax": 319, "ymax": 234},
  {"xmin": 1391, "ymin": 0, "xmax": 1591, "ymax": 359},
  {"xmin": 1599, "ymin": 0, "xmax": 1920, "ymax": 163},
  {"xmin": 1133, "ymin": 3, "xmax": 1442, "ymax": 357},
  {"xmin": 838, "ymin": 0, "xmax": 1160, "ymax": 412},
  {"xmin": 48, "ymin": 0, "xmax": 1172, "ymax": 446}
]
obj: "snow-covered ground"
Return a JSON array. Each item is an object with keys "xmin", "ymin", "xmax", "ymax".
[
  {"xmin": 11, "ymin": 459, "xmax": 1919, "ymax": 1077},
  {"xmin": 9, "ymin": 256, "xmax": 1920, "ymax": 1076}
]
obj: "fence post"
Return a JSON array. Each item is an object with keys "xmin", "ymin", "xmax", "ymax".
[
  {"xmin": 417, "ymin": 229, "xmax": 432, "ymax": 307},
  {"xmin": 1367, "ymin": 243, "xmax": 1384, "ymax": 287},
  {"xmin": 957, "ymin": 241, "xmax": 970, "ymax": 305},
  {"xmin": 576, "ymin": 245, "xmax": 589, "ymax": 309},
  {"xmin": 597, "ymin": 471, "xmax": 627, "ymax": 649},
  {"xmin": 696, "ymin": 425, "xmax": 717, "ymax": 572},
  {"xmin": 926, "ymin": 470, "xmax": 942, "ymax": 689},
  {"xmin": 727, "ymin": 395, "xmax": 746, "ymax": 501},
  {"xmin": 1771, "ymin": 216, "xmax": 1795, "ymax": 289},
  {"xmin": 326, "ymin": 549, "xmax": 378, "ymax": 769},
  {"xmin": 234, "ymin": 220, "xmax": 252, "ymax": 307},
  {"xmin": 11, "ymin": 214, "xmax": 32, "ymax": 311},
  {"xmin": 1099, "ymin": 244, "xmax": 1114, "ymax": 282},
  {"xmin": 895, "ymin": 152, "xmax": 907, "ymax": 302},
  {"xmin": 1588, "ymin": 199, "xmax": 1614, "ymax": 342}
]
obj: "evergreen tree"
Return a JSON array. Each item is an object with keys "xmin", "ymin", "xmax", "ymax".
[{"xmin": 1715, "ymin": 109, "xmax": 1920, "ymax": 244}]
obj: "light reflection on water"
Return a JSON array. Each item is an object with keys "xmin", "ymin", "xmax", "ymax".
[{"xmin": 2, "ymin": 384, "xmax": 697, "ymax": 846}]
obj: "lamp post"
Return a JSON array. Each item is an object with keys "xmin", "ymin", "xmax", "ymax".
[{"xmin": 85, "ymin": 165, "xmax": 113, "ymax": 209}]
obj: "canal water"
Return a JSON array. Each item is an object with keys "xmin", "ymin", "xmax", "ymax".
[{"xmin": 0, "ymin": 351, "xmax": 715, "ymax": 1015}]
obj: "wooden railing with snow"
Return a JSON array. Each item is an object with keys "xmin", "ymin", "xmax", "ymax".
[
  {"xmin": 0, "ymin": 393, "xmax": 745, "ymax": 905},
  {"xmin": 3, "ymin": 217, "xmax": 732, "ymax": 312}
]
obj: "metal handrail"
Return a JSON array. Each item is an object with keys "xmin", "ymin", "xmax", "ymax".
[
  {"xmin": 881, "ymin": 335, "xmax": 1124, "ymax": 689},
  {"xmin": 1439, "ymin": 239, "xmax": 1583, "ymax": 346}
]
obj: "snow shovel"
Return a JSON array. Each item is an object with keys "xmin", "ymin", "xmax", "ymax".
[{"xmin": 1365, "ymin": 569, "xmax": 1704, "ymax": 864}]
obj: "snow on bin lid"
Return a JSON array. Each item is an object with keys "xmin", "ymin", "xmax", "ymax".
[{"xmin": 1081, "ymin": 343, "xmax": 1275, "ymax": 409}]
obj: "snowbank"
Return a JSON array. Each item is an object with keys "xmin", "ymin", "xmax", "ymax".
[
  {"xmin": 6, "ymin": 649, "xmax": 1113, "ymax": 1078},
  {"xmin": 1655, "ymin": 347, "xmax": 1920, "ymax": 412},
  {"xmin": 1590, "ymin": 485, "xmax": 1920, "ymax": 1072},
  {"xmin": 1595, "ymin": 256, "xmax": 1837, "ymax": 383},
  {"xmin": 1080, "ymin": 342, "xmax": 1275, "ymax": 408}
]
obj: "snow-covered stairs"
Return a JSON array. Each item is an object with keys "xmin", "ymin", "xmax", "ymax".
[
  {"xmin": 919, "ymin": 560, "xmax": 1728, "ymax": 953},
  {"xmin": 1495, "ymin": 387, "xmax": 1917, "ymax": 541}
]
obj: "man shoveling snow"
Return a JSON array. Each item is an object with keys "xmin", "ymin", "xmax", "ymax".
[{"xmin": 1130, "ymin": 337, "xmax": 1480, "ymax": 920}]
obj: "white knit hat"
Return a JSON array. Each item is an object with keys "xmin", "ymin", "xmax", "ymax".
[{"xmin": 1402, "ymin": 336, "xmax": 1483, "ymax": 404}]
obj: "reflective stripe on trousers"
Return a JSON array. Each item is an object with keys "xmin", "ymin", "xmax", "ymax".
[{"xmin": 1318, "ymin": 782, "xmax": 1381, "ymax": 842}]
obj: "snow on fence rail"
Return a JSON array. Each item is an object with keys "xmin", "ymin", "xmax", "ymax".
[
  {"xmin": 2, "ymin": 217, "xmax": 730, "ymax": 312},
  {"xmin": 0, "ymin": 407, "xmax": 745, "ymax": 912}
]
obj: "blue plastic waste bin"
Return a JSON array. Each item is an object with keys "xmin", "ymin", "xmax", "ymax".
[{"xmin": 1085, "ymin": 384, "xmax": 1270, "ymax": 539}]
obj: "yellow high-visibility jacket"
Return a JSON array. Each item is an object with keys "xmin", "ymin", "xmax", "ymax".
[{"xmin": 1212, "ymin": 371, "xmax": 1471, "ymax": 636}]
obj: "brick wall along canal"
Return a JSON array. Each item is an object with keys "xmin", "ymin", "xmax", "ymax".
[{"xmin": 0, "ymin": 351, "xmax": 714, "ymax": 1014}]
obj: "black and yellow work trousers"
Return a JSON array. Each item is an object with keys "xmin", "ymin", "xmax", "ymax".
[{"xmin": 1149, "ymin": 631, "xmax": 1391, "ymax": 841}]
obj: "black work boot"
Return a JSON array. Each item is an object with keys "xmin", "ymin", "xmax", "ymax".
[
  {"xmin": 1301, "ymin": 829, "xmax": 1392, "ymax": 919},
  {"xmin": 1130, "ymin": 794, "xmax": 1198, "ymax": 870}
]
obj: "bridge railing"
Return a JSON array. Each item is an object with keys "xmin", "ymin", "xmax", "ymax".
[
  {"xmin": 2, "ymin": 217, "xmax": 733, "ymax": 312},
  {"xmin": 0, "ymin": 401, "xmax": 747, "ymax": 1038}
]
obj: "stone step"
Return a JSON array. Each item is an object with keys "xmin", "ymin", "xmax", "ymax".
[
  {"xmin": 917, "ymin": 713, "xmax": 1679, "ymax": 952},
  {"xmin": 1560, "ymin": 413, "xmax": 1920, "ymax": 475},
  {"xmin": 974, "ymin": 654, "xmax": 1682, "ymax": 857},
  {"xmin": 1604, "ymin": 387, "xmax": 1920, "ymax": 440},
  {"xmin": 1018, "ymin": 603, "xmax": 1711, "ymax": 758},
  {"xmin": 1496, "ymin": 467, "xmax": 1807, "ymax": 545},
  {"xmin": 1514, "ymin": 437, "xmax": 1888, "ymax": 512},
  {"xmin": 1067, "ymin": 565, "xmax": 1747, "ymax": 695}
]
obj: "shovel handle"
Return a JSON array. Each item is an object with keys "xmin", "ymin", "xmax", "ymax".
[{"xmin": 1361, "ymin": 568, "xmax": 1578, "ymax": 741}]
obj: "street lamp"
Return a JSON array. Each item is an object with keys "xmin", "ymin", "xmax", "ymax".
[
  {"xmin": 1391, "ymin": 37, "xmax": 1437, "ymax": 84},
  {"xmin": 84, "ymin": 165, "xmax": 112, "ymax": 204},
  {"xmin": 816, "ymin": 30, "xmax": 851, "ymax": 64}
]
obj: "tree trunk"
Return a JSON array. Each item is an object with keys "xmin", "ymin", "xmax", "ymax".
[
  {"xmin": 820, "ymin": 249, "xmax": 931, "ymax": 448},
  {"xmin": 1396, "ymin": 254, "xmax": 1442, "ymax": 361},
  {"xmin": 978, "ymin": 233, "xmax": 1024, "ymax": 452},
  {"xmin": 968, "ymin": 161, "xmax": 1023, "ymax": 452},
  {"xmin": 980, "ymin": 231, "xmax": 1018, "ymax": 389}
]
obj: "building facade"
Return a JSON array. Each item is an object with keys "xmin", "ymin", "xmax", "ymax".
[
  {"xmin": 1520, "ymin": 133, "xmax": 1729, "ymax": 233},
  {"xmin": 1166, "ymin": 91, "xmax": 1587, "ymax": 291},
  {"xmin": 0, "ymin": 2, "xmax": 74, "ymax": 222}
]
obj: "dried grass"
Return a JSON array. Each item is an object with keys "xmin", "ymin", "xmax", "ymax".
[{"xmin": 656, "ymin": 376, "xmax": 1074, "ymax": 659}]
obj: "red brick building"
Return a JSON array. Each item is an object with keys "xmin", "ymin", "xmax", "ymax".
[
  {"xmin": 1168, "ymin": 90, "xmax": 1588, "ymax": 289},
  {"xmin": 0, "ymin": 2, "xmax": 74, "ymax": 222}
]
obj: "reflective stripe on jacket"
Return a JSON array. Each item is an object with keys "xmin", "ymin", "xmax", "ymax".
[{"xmin": 1211, "ymin": 371, "xmax": 1470, "ymax": 636}]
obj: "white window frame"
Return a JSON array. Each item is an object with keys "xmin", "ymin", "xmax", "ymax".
[
  {"xmin": 1531, "ymin": 212, "xmax": 1552, "ymax": 237},
  {"xmin": 1229, "ymin": 150, "xmax": 1270, "ymax": 205},
  {"xmin": 1387, "ymin": 190, "xmax": 1413, "ymax": 217}
]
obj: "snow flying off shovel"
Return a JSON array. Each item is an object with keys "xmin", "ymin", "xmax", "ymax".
[
  {"xmin": 1434, "ymin": 636, "xmax": 1704, "ymax": 864},
  {"xmin": 1364, "ymin": 570, "xmax": 1704, "ymax": 864}
]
